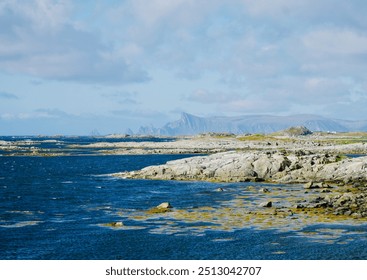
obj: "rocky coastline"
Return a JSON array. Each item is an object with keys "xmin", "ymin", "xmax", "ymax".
[
  {"xmin": 111, "ymin": 133, "xmax": 367, "ymax": 222},
  {"xmin": 3, "ymin": 132, "xmax": 367, "ymax": 230}
]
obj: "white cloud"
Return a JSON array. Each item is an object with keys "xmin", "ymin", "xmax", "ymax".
[
  {"xmin": 292, "ymin": 28, "xmax": 367, "ymax": 79},
  {"xmin": 185, "ymin": 74, "xmax": 365, "ymax": 117},
  {"xmin": 0, "ymin": 0, "xmax": 149, "ymax": 84},
  {"xmin": 187, "ymin": 89, "xmax": 244, "ymax": 104},
  {"xmin": 102, "ymin": 91, "xmax": 140, "ymax": 105},
  {"xmin": 0, "ymin": 0, "xmax": 71, "ymax": 32},
  {"xmin": 302, "ymin": 28, "xmax": 367, "ymax": 56},
  {"xmin": 0, "ymin": 108, "xmax": 71, "ymax": 120}
]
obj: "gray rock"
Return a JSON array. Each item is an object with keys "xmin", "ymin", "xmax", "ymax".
[
  {"xmin": 304, "ymin": 182, "xmax": 314, "ymax": 189},
  {"xmin": 107, "ymin": 221, "xmax": 124, "ymax": 227},
  {"xmin": 259, "ymin": 201, "xmax": 272, "ymax": 207},
  {"xmin": 115, "ymin": 151, "xmax": 367, "ymax": 185},
  {"xmin": 304, "ymin": 181, "xmax": 324, "ymax": 189},
  {"xmin": 156, "ymin": 202, "xmax": 172, "ymax": 209}
]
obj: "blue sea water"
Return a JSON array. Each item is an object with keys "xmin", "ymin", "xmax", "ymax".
[{"xmin": 1, "ymin": 137, "xmax": 367, "ymax": 260}]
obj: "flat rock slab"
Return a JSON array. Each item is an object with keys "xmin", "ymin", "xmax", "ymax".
[{"xmin": 114, "ymin": 151, "xmax": 367, "ymax": 185}]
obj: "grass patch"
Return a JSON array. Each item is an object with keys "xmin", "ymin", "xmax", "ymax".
[
  {"xmin": 312, "ymin": 132, "xmax": 367, "ymax": 145},
  {"xmin": 335, "ymin": 154, "xmax": 347, "ymax": 162},
  {"xmin": 237, "ymin": 134, "xmax": 276, "ymax": 141}
]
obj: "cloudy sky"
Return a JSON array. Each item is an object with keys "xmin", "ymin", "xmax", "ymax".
[{"xmin": 1, "ymin": 0, "xmax": 367, "ymax": 135}]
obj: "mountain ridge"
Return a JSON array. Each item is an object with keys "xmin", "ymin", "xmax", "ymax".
[{"xmin": 137, "ymin": 112, "xmax": 367, "ymax": 136}]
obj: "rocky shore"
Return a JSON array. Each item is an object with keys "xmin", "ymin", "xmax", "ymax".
[
  {"xmin": 115, "ymin": 150, "xmax": 367, "ymax": 184},
  {"xmin": 114, "ymin": 149, "xmax": 367, "ymax": 220},
  {"xmin": 69, "ymin": 134, "xmax": 367, "ymax": 155}
]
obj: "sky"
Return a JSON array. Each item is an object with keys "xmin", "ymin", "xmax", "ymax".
[{"xmin": 1, "ymin": 0, "xmax": 367, "ymax": 135}]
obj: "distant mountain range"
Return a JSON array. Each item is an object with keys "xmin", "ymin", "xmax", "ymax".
[{"xmin": 137, "ymin": 112, "xmax": 367, "ymax": 136}]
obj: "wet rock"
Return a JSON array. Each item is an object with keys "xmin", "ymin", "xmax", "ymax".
[
  {"xmin": 321, "ymin": 183, "xmax": 333, "ymax": 188},
  {"xmin": 146, "ymin": 202, "xmax": 173, "ymax": 214},
  {"xmin": 314, "ymin": 201, "xmax": 329, "ymax": 208},
  {"xmin": 334, "ymin": 193, "xmax": 355, "ymax": 207},
  {"xmin": 259, "ymin": 201, "xmax": 272, "ymax": 207},
  {"xmin": 351, "ymin": 213, "xmax": 362, "ymax": 218},
  {"xmin": 304, "ymin": 181, "xmax": 324, "ymax": 189},
  {"xmin": 105, "ymin": 221, "xmax": 124, "ymax": 227},
  {"xmin": 273, "ymin": 209, "xmax": 293, "ymax": 217},
  {"xmin": 156, "ymin": 202, "xmax": 172, "ymax": 209},
  {"xmin": 344, "ymin": 210, "xmax": 352, "ymax": 216},
  {"xmin": 304, "ymin": 182, "xmax": 314, "ymax": 189}
]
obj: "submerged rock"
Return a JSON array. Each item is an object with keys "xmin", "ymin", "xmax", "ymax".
[{"xmin": 247, "ymin": 186, "xmax": 256, "ymax": 191}]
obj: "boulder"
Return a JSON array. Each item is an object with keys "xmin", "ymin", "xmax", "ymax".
[
  {"xmin": 156, "ymin": 202, "xmax": 172, "ymax": 209},
  {"xmin": 105, "ymin": 221, "xmax": 124, "ymax": 227},
  {"xmin": 303, "ymin": 181, "xmax": 323, "ymax": 189},
  {"xmin": 304, "ymin": 181, "xmax": 314, "ymax": 189},
  {"xmin": 259, "ymin": 201, "xmax": 272, "ymax": 207},
  {"xmin": 147, "ymin": 202, "xmax": 173, "ymax": 214}
]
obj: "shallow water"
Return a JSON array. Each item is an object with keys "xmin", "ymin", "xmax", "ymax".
[{"xmin": 1, "ymin": 137, "xmax": 367, "ymax": 260}]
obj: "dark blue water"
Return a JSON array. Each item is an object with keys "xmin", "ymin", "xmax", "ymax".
[{"xmin": 1, "ymin": 139, "xmax": 367, "ymax": 260}]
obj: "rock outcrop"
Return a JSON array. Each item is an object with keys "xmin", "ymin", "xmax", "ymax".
[
  {"xmin": 113, "ymin": 150, "xmax": 367, "ymax": 220},
  {"xmin": 146, "ymin": 202, "xmax": 173, "ymax": 214},
  {"xmin": 295, "ymin": 184, "xmax": 367, "ymax": 217},
  {"xmin": 114, "ymin": 151, "xmax": 367, "ymax": 185}
]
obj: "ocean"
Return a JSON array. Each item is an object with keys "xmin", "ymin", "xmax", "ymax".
[{"xmin": 1, "ymin": 137, "xmax": 367, "ymax": 260}]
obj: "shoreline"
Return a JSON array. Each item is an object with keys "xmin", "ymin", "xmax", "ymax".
[
  {"xmin": 106, "ymin": 133, "xmax": 367, "ymax": 223},
  {"xmin": 2, "ymin": 133, "xmax": 367, "ymax": 156}
]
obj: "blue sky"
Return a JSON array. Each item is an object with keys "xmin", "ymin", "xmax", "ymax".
[{"xmin": 1, "ymin": 0, "xmax": 367, "ymax": 135}]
